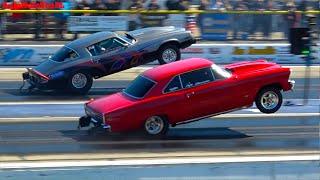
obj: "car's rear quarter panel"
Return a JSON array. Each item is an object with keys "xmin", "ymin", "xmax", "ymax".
[{"xmin": 235, "ymin": 65, "xmax": 291, "ymax": 104}]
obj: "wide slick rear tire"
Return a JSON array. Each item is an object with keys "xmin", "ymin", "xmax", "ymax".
[{"xmin": 67, "ymin": 71, "xmax": 93, "ymax": 95}]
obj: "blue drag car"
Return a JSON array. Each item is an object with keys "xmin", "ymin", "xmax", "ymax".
[{"xmin": 22, "ymin": 27, "xmax": 196, "ymax": 94}]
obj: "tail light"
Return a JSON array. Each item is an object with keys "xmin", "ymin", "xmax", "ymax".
[{"xmin": 32, "ymin": 69, "xmax": 50, "ymax": 81}]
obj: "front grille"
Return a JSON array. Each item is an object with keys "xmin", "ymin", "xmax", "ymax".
[{"xmin": 85, "ymin": 106, "xmax": 103, "ymax": 124}]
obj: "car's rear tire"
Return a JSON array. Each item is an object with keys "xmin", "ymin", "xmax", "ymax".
[
  {"xmin": 157, "ymin": 44, "xmax": 181, "ymax": 65},
  {"xmin": 144, "ymin": 115, "xmax": 169, "ymax": 137},
  {"xmin": 255, "ymin": 87, "xmax": 282, "ymax": 114},
  {"xmin": 67, "ymin": 71, "xmax": 93, "ymax": 95}
]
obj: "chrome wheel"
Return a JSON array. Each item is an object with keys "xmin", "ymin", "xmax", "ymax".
[
  {"xmin": 71, "ymin": 73, "xmax": 87, "ymax": 89},
  {"xmin": 145, "ymin": 116, "xmax": 164, "ymax": 135},
  {"xmin": 162, "ymin": 48, "xmax": 177, "ymax": 63},
  {"xmin": 260, "ymin": 91, "xmax": 279, "ymax": 110}
]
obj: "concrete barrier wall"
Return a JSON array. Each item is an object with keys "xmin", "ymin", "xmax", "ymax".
[{"xmin": 0, "ymin": 44, "xmax": 319, "ymax": 66}]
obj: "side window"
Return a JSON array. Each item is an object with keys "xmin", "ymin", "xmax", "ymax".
[
  {"xmin": 180, "ymin": 68, "xmax": 214, "ymax": 88},
  {"xmin": 51, "ymin": 47, "xmax": 79, "ymax": 62},
  {"xmin": 164, "ymin": 76, "xmax": 182, "ymax": 93},
  {"xmin": 87, "ymin": 38, "xmax": 124, "ymax": 56}
]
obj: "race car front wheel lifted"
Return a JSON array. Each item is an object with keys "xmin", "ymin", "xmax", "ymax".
[
  {"xmin": 255, "ymin": 87, "xmax": 282, "ymax": 114},
  {"xmin": 158, "ymin": 45, "xmax": 181, "ymax": 65},
  {"xmin": 68, "ymin": 71, "xmax": 93, "ymax": 94}
]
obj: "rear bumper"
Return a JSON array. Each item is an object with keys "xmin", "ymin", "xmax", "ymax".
[
  {"xmin": 23, "ymin": 71, "xmax": 49, "ymax": 89},
  {"xmin": 22, "ymin": 70, "xmax": 65, "ymax": 90}
]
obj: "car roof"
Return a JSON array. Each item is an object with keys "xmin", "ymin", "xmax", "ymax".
[
  {"xmin": 66, "ymin": 31, "xmax": 116, "ymax": 50},
  {"xmin": 143, "ymin": 58, "xmax": 213, "ymax": 82}
]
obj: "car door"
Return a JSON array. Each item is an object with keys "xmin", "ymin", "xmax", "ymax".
[
  {"xmin": 179, "ymin": 67, "xmax": 240, "ymax": 121},
  {"xmin": 87, "ymin": 38, "xmax": 133, "ymax": 75},
  {"xmin": 178, "ymin": 67, "xmax": 217, "ymax": 120}
]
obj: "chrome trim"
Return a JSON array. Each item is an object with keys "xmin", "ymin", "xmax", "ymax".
[
  {"xmin": 288, "ymin": 80, "xmax": 295, "ymax": 90},
  {"xmin": 103, "ymin": 124, "xmax": 111, "ymax": 129},
  {"xmin": 175, "ymin": 107, "xmax": 246, "ymax": 126}
]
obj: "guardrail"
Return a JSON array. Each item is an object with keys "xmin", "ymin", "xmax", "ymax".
[{"xmin": 0, "ymin": 10, "xmax": 319, "ymax": 14}]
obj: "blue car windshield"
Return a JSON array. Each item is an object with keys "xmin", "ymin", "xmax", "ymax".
[
  {"xmin": 51, "ymin": 46, "xmax": 78, "ymax": 62},
  {"xmin": 123, "ymin": 76, "xmax": 156, "ymax": 98}
]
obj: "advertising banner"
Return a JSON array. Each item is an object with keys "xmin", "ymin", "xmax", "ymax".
[
  {"xmin": 199, "ymin": 14, "xmax": 230, "ymax": 40},
  {"xmin": 68, "ymin": 16, "xmax": 127, "ymax": 32},
  {"xmin": 0, "ymin": 46, "xmax": 60, "ymax": 66},
  {"xmin": 140, "ymin": 14, "xmax": 167, "ymax": 28},
  {"xmin": 0, "ymin": 44, "xmax": 318, "ymax": 66},
  {"xmin": 181, "ymin": 44, "xmax": 320, "ymax": 64},
  {"xmin": 164, "ymin": 14, "xmax": 186, "ymax": 28}
]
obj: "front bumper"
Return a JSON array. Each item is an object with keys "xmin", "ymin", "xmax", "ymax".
[
  {"xmin": 181, "ymin": 38, "xmax": 196, "ymax": 49},
  {"xmin": 78, "ymin": 115, "xmax": 111, "ymax": 129}
]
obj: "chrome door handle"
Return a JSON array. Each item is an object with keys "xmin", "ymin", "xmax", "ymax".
[{"xmin": 186, "ymin": 92, "xmax": 195, "ymax": 98}]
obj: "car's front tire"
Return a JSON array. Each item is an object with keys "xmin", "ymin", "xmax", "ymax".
[
  {"xmin": 157, "ymin": 45, "xmax": 181, "ymax": 65},
  {"xmin": 144, "ymin": 115, "xmax": 169, "ymax": 137},
  {"xmin": 67, "ymin": 71, "xmax": 93, "ymax": 94},
  {"xmin": 255, "ymin": 87, "xmax": 283, "ymax": 114}
]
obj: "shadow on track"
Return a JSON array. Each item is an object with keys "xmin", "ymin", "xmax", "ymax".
[{"xmin": 63, "ymin": 127, "xmax": 250, "ymax": 142}]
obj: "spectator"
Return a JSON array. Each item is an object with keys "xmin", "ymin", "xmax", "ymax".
[
  {"xmin": 232, "ymin": 0, "xmax": 248, "ymax": 39},
  {"xmin": 166, "ymin": 0, "xmax": 188, "ymax": 10},
  {"xmin": 90, "ymin": 0, "xmax": 106, "ymax": 10},
  {"xmin": 105, "ymin": 0, "xmax": 121, "ymax": 16},
  {"xmin": 249, "ymin": 0, "xmax": 272, "ymax": 39},
  {"xmin": 54, "ymin": 0, "xmax": 71, "ymax": 39},
  {"xmin": 211, "ymin": 0, "xmax": 225, "ymax": 10},
  {"xmin": 148, "ymin": 0, "xmax": 160, "ymax": 10},
  {"xmin": 284, "ymin": 1, "xmax": 299, "ymax": 39},
  {"xmin": 0, "ymin": 0, "xmax": 3, "ymax": 40},
  {"xmin": 199, "ymin": 0, "xmax": 210, "ymax": 10},
  {"xmin": 127, "ymin": 0, "xmax": 143, "ymax": 30},
  {"xmin": 75, "ymin": 0, "xmax": 91, "ymax": 15}
]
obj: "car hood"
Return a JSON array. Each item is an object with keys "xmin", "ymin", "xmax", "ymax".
[
  {"xmin": 34, "ymin": 59, "xmax": 62, "ymax": 75},
  {"xmin": 127, "ymin": 26, "xmax": 184, "ymax": 41},
  {"xmin": 86, "ymin": 92, "xmax": 136, "ymax": 114},
  {"xmin": 224, "ymin": 60, "xmax": 279, "ymax": 75}
]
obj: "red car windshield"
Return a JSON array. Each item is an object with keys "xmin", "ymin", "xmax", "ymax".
[{"xmin": 123, "ymin": 75, "xmax": 156, "ymax": 99}]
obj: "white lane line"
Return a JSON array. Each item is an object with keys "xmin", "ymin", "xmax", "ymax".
[
  {"xmin": 0, "ymin": 101, "xmax": 87, "ymax": 105},
  {"xmin": 0, "ymin": 66, "xmax": 152, "ymax": 71},
  {"xmin": 0, "ymin": 113, "xmax": 318, "ymax": 123},
  {"xmin": 0, "ymin": 66, "xmax": 318, "ymax": 71},
  {"xmin": 1, "ymin": 154, "xmax": 319, "ymax": 169},
  {"xmin": 3, "ymin": 43, "xmax": 318, "ymax": 47},
  {"xmin": 0, "ymin": 99, "xmax": 318, "ymax": 105}
]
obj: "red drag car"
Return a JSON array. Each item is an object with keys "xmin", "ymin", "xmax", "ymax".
[{"xmin": 79, "ymin": 58, "xmax": 294, "ymax": 136}]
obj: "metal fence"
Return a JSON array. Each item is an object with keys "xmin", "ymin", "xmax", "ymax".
[{"xmin": 0, "ymin": 10, "xmax": 319, "ymax": 41}]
